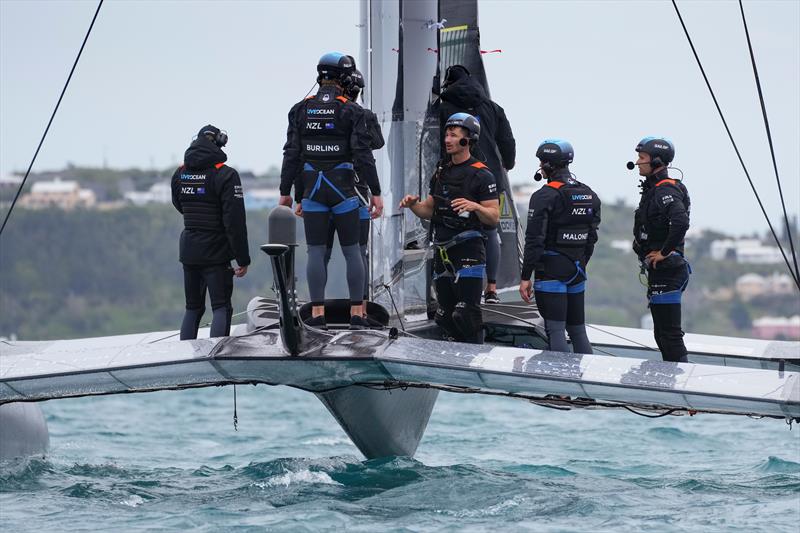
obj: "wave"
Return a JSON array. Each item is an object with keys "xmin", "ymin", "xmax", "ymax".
[{"xmin": 755, "ymin": 456, "xmax": 800, "ymax": 474}]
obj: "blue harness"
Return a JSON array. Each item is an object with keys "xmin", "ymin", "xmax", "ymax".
[
  {"xmin": 300, "ymin": 162, "xmax": 360, "ymax": 215},
  {"xmin": 533, "ymin": 250, "xmax": 587, "ymax": 294},
  {"xmin": 648, "ymin": 252, "xmax": 692, "ymax": 304},
  {"xmin": 432, "ymin": 230, "xmax": 486, "ymax": 282}
]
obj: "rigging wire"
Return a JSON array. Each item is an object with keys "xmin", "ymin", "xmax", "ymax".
[
  {"xmin": 0, "ymin": 0, "xmax": 105, "ymax": 237},
  {"xmin": 670, "ymin": 0, "xmax": 800, "ymax": 291},
  {"xmin": 737, "ymin": 0, "xmax": 799, "ymax": 282}
]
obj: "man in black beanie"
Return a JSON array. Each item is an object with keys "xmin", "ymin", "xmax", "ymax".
[
  {"xmin": 437, "ymin": 65, "xmax": 516, "ymax": 304},
  {"xmin": 171, "ymin": 125, "xmax": 250, "ymax": 339}
]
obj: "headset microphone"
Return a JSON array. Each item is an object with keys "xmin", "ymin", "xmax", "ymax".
[
  {"xmin": 533, "ymin": 171, "xmax": 544, "ymax": 181},
  {"xmin": 626, "ymin": 161, "xmax": 639, "ymax": 170}
]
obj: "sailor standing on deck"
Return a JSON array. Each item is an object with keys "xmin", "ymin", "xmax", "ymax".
[
  {"xmin": 519, "ymin": 140, "xmax": 600, "ymax": 354},
  {"xmin": 279, "ymin": 52, "xmax": 383, "ymax": 330},
  {"xmin": 631, "ymin": 137, "xmax": 691, "ymax": 362},
  {"xmin": 171, "ymin": 125, "xmax": 250, "ymax": 340},
  {"xmin": 437, "ymin": 65, "xmax": 516, "ymax": 304},
  {"xmin": 322, "ymin": 67, "xmax": 385, "ymax": 321},
  {"xmin": 400, "ymin": 113, "xmax": 500, "ymax": 344}
]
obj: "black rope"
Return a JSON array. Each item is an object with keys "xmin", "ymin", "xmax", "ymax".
[
  {"xmin": 623, "ymin": 406, "xmax": 681, "ymax": 419},
  {"xmin": 233, "ymin": 384, "xmax": 238, "ymax": 431},
  {"xmin": 0, "ymin": 0, "xmax": 105, "ymax": 236},
  {"xmin": 383, "ymin": 283, "xmax": 406, "ymax": 331},
  {"xmin": 671, "ymin": 0, "xmax": 800, "ymax": 290},
  {"xmin": 738, "ymin": 0, "xmax": 800, "ymax": 283}
]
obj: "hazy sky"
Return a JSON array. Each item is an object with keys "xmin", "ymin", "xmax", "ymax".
[{"xmin": 1, "ymin": 0, "xmax": 798, "ymax": 236}]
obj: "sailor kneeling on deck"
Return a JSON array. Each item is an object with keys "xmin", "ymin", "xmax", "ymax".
[
  {"xmin": 400, "ymin": 113, "xmax": 500, "ymax": 344},
  {"xmin": 519, "ymin": 139, "xmax": 601, "ymax": 354}
]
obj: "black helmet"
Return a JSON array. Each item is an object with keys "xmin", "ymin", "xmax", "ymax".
[
  {"xmin": 635, "ymin": 136, "xmax": 674, "ymax": 167},
  {"xmin": 345, "ymin": 68, "xmax": 365, "ymax": 100},
  {"xmin": 536, "ymin": 139, "xmax": 573, "ymax": 168},
  {"xmin": 445, "ymin": 112, "xmax": 480, "ymax": 142},
  {"xmin": 197, "ymin": 124, "xmax": 227, "ymax": 148},
  {"xmin": 316, "ymin": 52, "xmax": 355, "ymax": 83}
]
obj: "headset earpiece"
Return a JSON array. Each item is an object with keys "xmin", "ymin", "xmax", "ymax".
[
  {"xmin": 651, "ymin": 156, "xmax": 664, "ymax": 169},
  {"xmin": 215, "ymin": 131, "xmax": 228, "ymax": 148},
  {"xmin": 459, "ymin": 138, "xmax": 469, "ymax": 147}
]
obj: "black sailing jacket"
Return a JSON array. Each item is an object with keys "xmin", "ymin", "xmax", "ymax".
[
  {"xmin": 279, "ymin": 85, "xmax": 381, "ymax": 202},
  {"xmin": 171, "ymin": 138, "xmax": 250, "ymax": 267},
  {"xmin": 438, "ymin": 76, "xmax": 516, "ymax": 182}
]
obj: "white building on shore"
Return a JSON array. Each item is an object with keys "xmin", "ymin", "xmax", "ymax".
[
  {"xmin": 18, "ymin": 177, "xmax": 96, "ymax": 210},
  {"xmin": 710, "ymin": 238, "xmax": 783, "ymax": 264}
]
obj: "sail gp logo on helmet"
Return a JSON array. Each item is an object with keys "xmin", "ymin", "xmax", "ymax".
[{"xmin": 307, "ymin": 109, "xmax": 335, "ymax": 115}]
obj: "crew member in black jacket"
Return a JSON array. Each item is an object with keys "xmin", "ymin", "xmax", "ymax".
[
  {"xmin": 323, "ymin": 67, "xmax": 384, "ymax": 315},
  {"xmin": 171, "ymin": 125, "xmax": 250, "ymax": 340},
  {"xmin": 519, "ymin": 140, "xmax": 600, "ymax": 354},
  {"xmin": 279, "ymin": 52, "xmax": 383, "ymax": 329},
  {"xmin": 631, "ymin": 137, "xmax": 691, "ymax": 362},
  {"xmin": 400, "ymin": 113, "xmax": 499, "ymax": 344},
  {"xmin": 438, "ymin": 65, "xmax": 516, "ymax": 303}
]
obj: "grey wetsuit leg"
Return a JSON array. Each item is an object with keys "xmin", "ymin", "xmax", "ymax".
[
  {"xmin": 566, "ymin": 324, "xmax": 593, "ymax": 354},
  {"xmin": 361, "ymin": 244, "xmax": 369, "ymax": 300},
  {"xmin": 545, "ymin": 320, "xmax": 570, "ymax": 352},
  {"xmin": 485, "ymin": 228, "xmax": 500, "ymax": 284},
  {"xmin": 307, "ymin": 244, "xmax": 328, "ymax": 304},
  {"xmin": 341, "ymin": 243, "xmax": 365, "ymax": 304}
]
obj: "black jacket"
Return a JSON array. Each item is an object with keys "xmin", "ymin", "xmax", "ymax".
[
  {"xmin": 171, "ymin": 138, "xmax": 250, "ymax": 267},
  {"xmin": 279, "ymin": 85, "xmax": 381, "ymax": 201},
  {"xmin": 632, "ymin": 169, "xmax": 691, "ymax": 260},
  {"xmin": 522, "ymin": 169, "xmax": 601, "ymax": 281},
  {"xmin": 438, "ymin": 76, "xmax": 516, "ymax": 181}
]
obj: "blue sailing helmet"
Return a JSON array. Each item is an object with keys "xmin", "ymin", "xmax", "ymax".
[
  {"xmin": 536, "ymin": 139, "xmax": 574, "ymax": 169},
  {"xmin": 316, "ymin": 52, "xmax": 355, "ymax": 82},
  {"xmin": 635, "ymin": 136, "xmax": 675, "ymax": 168},
  {"xmin": 445, "ymin": 112, "xmax": 480, "ymax": 142}
]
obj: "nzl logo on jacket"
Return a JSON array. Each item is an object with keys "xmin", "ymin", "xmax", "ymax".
[{"xmin": 180, "ymin": 172, "xmax": 207, "ymax": 195}]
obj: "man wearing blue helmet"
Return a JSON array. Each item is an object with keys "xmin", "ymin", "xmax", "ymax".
[
  {"xmin": 631, "ymin": 137, "xmax": 691, "ymax": 362},
  {"xmin": 438, "ymin": 64, "xmax": 516, "ymax": 304},
  {"xmin": 321, "ymin": 65, "xmax": 385, "ymax": 322},
  {"xmin": 279, "ymin": 52, "xmax": 384, "ymax": 330},
  {"xmin": 519, "ymin": 140, "xmax": 601, "ymax": 354},
  {"xmin": 400, "ymin": 113, "xmax": 500, "ymax": 343}
]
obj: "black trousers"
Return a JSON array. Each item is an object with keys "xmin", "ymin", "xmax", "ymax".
[
  {"xmin": 647, "ymin": 261, "xmax": 690, "ymax": 363},
  {"xmin": 181, "ymin": 263, "xmax": 233, "ymax": 339},
  {"xmin": 433, "ymin": 237, "xmax": 485, "ymax": 344}
]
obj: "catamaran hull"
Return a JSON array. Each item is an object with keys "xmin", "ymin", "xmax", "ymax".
[{"xmin": 0, "ymin": 402, "xmax": 48, "ymax": 460}]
